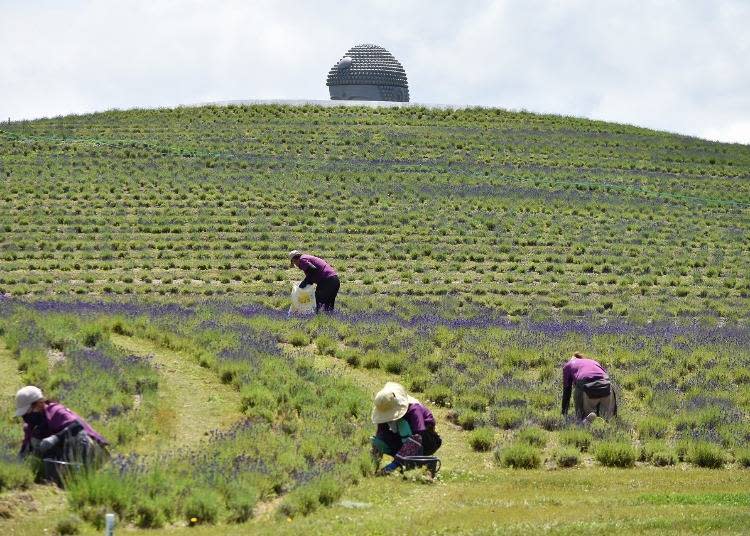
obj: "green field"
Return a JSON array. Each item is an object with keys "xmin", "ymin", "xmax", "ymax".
[{"xmin": 0, "ymin": 104, "xmax": 749, "ymax": 534}]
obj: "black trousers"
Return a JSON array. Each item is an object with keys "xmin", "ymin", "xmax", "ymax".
[{"xmin": 315, "ymin": 276, "xmax": 340, "ymax": 313}]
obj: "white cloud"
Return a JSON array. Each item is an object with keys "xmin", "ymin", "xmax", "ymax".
[{"xmin": 0, "ymin": 0, "xmax": 748, "ymax": 144}]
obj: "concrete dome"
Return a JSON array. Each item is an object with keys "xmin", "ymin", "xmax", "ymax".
[{"xmin": 326, "ymin": 44, "xmax": 409, "ymax": 102}]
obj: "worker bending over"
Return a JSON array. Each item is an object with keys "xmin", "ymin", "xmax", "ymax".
[{"xmin": 561, "ymin": 352, "xmax": 617, "ymax": 421}]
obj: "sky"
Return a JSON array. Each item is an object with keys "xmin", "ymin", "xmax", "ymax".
[{"xmin": 1, "ymin": 0, "xmax": 749, "ymax": 144}]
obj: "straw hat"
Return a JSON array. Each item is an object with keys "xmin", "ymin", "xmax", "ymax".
[
  {"xmin": 371, "ymin": 382, "xmax": 419, "ymax": 424},
  {"xmin": 15, "ymin": 385, "xmax": 44, "ymax": 417}
]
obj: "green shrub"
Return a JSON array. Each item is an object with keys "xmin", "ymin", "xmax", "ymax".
[
  {"xmin": 688, "ymin": 442, "xmax": 727, "ymax": 468},
  {"xmin": 383, "ymin": 356, "xmax": 405, "ymax": 374},
  {"xmin": 467, "ymin": 427, "xmax": 496, "ymax": 452},
  {"xmin": 218, "ymin": 362, "xmax": 250, "ymax": 385},
  {"xmin": 491, "ymin": 407, "xmax": 524, "ymax": 429},
  {"xmin": 278, "ymin": 486, "xmax": 318, "ymax": 518},
  {"xmin": 676, "ymin": 439, "xmax": 692, "ymax": 462},
  {"xmin": 240, "ymin": 385, "xmax": 276, "ymax": 413},
  {"xmin": 316, "ymin": 477, "xmax": 344, "ymax": 506},
  {"xmin": 538, "ymin": 412, "xmax": 564, "ymax": 431},
  {"xmin": 66, "ymin": 470, "xmax": 133, "ymax": 521},
  {"xmin": 183, "ymin": 488, "xmax": 221, "ymax": 525},
  {"xmin": 636, "ymin": 416, "xmax": 671, "ymax": 439},
  {"xmin": 424, "ymin": 385, "xmax": 452, "ymax": 407},
  {"xmin": 0, "ymin": 460, "xmax": 34, "ymax": 492},
  {"xmin": 406, "ymin": 373, "xmax": 429, "ymax": 393},
  {"xmin": 336, "ymin": 348, "xmax": 361, "ymax": 367},
  {"xmin": 552, "ymin": 447, "xmax": 581, "ymax": 468},
  {"xmin": 456, "ymin": 393, "xmax": 489, "ymax": 412},
  {"xmin": 559, "ymin": 429, "xmax": 593, "ymax": 452},
  {"xmin": 132, "ymin": 497, "xmax": 167, "ymax": 529},
  {"xmin": 314, "ymin": 334, "xmax": 336, "ymax": 355},
  {"xmin": 55, "ymin": 515, "xmax": 83, "ymax": 535},
  {"xmin": 457, "ymin": 410, "xmax": 479, "ymax": 430},
  {"xmin": 79, "ymin": 324, "xmax": 105, "ymax": 347},
  {"xmin": 594, "ymin": 441, "xmax": 637, "ymax": 468},
  {"xmin": 226, "ymin": 485, "xmax": 259, "ymax": 523},
  {"xmin": 361, "ymin": 352, "xmax": 382, "ymax": 370},
  {"xmin": 495, "ymin": 444, "xmax": 542, "ymax": 469},
  {"xmin": 516, "ymin": 427, "xmax": 547, "ymax": 448},
  {"xmin": 650, "ymin": 449, "xmax": 678, "ymax": 467},
  {"xmin": 289, "ymin": 331, "xmax": 311, "ymax": 347},
  {"xmin": 640, "ymin": 441, "xmax": 677, "ymax": 466},
  {"xmin": 589, "ymin": 417, "xmax": 610, "ymax": 439},
  {"xmin": 735, "ymin": 448, "xmax": 750, "ymax": 468}
]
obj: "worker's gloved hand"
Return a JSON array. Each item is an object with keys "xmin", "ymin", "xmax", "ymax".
[
  {"xmin": 38, "ymin": 435, "xmax": 60, "ymax": 454},
  {"xmin": 62, "ymin": 420, "xmax": 84, "ymax": 437},
  {"xmin": 377, "ymin": 460, "xmax": 400, "ymax": 476}
]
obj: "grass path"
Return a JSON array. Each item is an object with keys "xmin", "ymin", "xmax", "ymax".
[
  {"xmin": 0, "ymin": 338, "xmax": 22, "ymax": 401},
  {"xmin": 111, "ymin": 334, "xmax": 243, "ymax": 451}
]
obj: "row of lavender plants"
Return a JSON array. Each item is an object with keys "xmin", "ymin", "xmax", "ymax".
[
  {"xmin": 230, "ymin": 304, "xmax": 750, "ymax": 469},
  {"xmin": 1, "ymin": 296, "xmax": 748, "ymax": 529},
  {"xmin": 0, "ymin": 299, "xmax": 373, "ymax": 528},
  {"xmin": 123, "ymin": 298, "xmax": 749, "ymax": 470}
]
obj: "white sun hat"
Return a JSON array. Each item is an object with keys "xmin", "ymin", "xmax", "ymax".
[
  {"xmin": 15, "ymin": 385, "xmax": 44, "ymax": 417},
  {"xmin": 371, "ymin": 382, "xmax": 419, "ymax": 424},
  {"xmin": 289, "ymin": 250, "xmax": 303, "ymax": 266}
]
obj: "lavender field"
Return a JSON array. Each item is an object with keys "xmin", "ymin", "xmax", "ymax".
[
  {"xmin": 1, "ymin": 104, "xmax": 748, "ymax": 320},
  {"xmin": 0, "ymin": 104, "xmax": 749, "ymax": 534}
]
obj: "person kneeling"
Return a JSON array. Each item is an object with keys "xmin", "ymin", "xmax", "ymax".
[
  {"xmin": 370, "ymin": 382, "xmax": 441, "ymax": 475},
  {"xmin": 15, "ymin": 386, "xmax": 109, "ymax": 485}
]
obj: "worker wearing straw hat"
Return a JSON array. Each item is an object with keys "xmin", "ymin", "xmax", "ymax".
[
  {"xmin": 371, "ymin": 382, "xmax": 442, "ymax": 475},
  {"xmin": 289, "ymin": 250, "xmax": 340, "ymax": 313}
]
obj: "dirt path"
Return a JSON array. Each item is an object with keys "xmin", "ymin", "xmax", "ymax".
[{"xmin": 111, "ymin": 334, "xmax": 243, "ymax": 450}]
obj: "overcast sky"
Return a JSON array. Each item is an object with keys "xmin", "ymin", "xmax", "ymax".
[{"xmin": 1, "ymin": 0, "xmax": 748, "ymax": 144}]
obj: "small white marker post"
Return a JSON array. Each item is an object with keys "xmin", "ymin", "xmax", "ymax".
[{"xmin": 104, "ymin": 513, "xmax": 116, "ymax": 535}]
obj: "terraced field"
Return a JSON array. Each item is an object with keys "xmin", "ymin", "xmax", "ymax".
[{"xmin": 1, "ymin": 104, "xmax": 748, "ymax": 320}]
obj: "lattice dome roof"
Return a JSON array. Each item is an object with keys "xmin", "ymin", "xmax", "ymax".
[{"xmin": 326, "ymin": 44, "xmax": 409, "ymax": 101}]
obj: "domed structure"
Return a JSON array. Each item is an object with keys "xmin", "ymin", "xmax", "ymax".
[{"xmin": 326, "ymin": 44, "xmax": 409, "ymax": 102}]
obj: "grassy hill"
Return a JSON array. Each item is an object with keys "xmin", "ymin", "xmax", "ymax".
[
  {"xmin": 1, "ymin": 105, "xmax": 749, "ymax": 534},
  {"xmin": 1, "ymin": 104, "xmax": 748, "ymax": 320}
]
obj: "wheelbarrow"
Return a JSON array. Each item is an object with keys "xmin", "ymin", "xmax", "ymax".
[{"xmin": 395, "ymin": 455, "xmax": 441, "ymax": 477}]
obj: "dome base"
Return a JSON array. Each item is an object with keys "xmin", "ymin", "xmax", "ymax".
[{"xmin": 329, "ymin": 84, "xmax": 409, "ymax": 102}]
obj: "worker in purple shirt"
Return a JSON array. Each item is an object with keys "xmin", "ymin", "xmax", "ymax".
[
  {"xmin": 289, "ymin": 250, "xmax": 340, "ymax": 313},
  {"xmin": 15, "ymin": 386, "xmax": 108, "ymax": 483},
  {"xmin": 562, "ymin": 352, "xmax": 617, "ymax": 421},
  {"xmin": 370, "ymin": 382, "xmax": 442, "ymax": 475}
]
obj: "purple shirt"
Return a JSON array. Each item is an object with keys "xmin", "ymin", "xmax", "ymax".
[
  {"xmin": 562, "ymin": 357, "xmax": 608, "ymax": 389},
  {"xmin": 376, "ymin": 402, "xmax": 435, "ymax": 437},
  {"xmin": 22, "ymin": 402, "xmax": 108, "ymax": 452},
  {"xmin": 297, "ymin": 255, "xmax": 337, "ymax": 285}
]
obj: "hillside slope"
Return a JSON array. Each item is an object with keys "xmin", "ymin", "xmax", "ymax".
[{"xmin": 1, "ymin": 105, "xmax": 748, "ymax": 320}]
